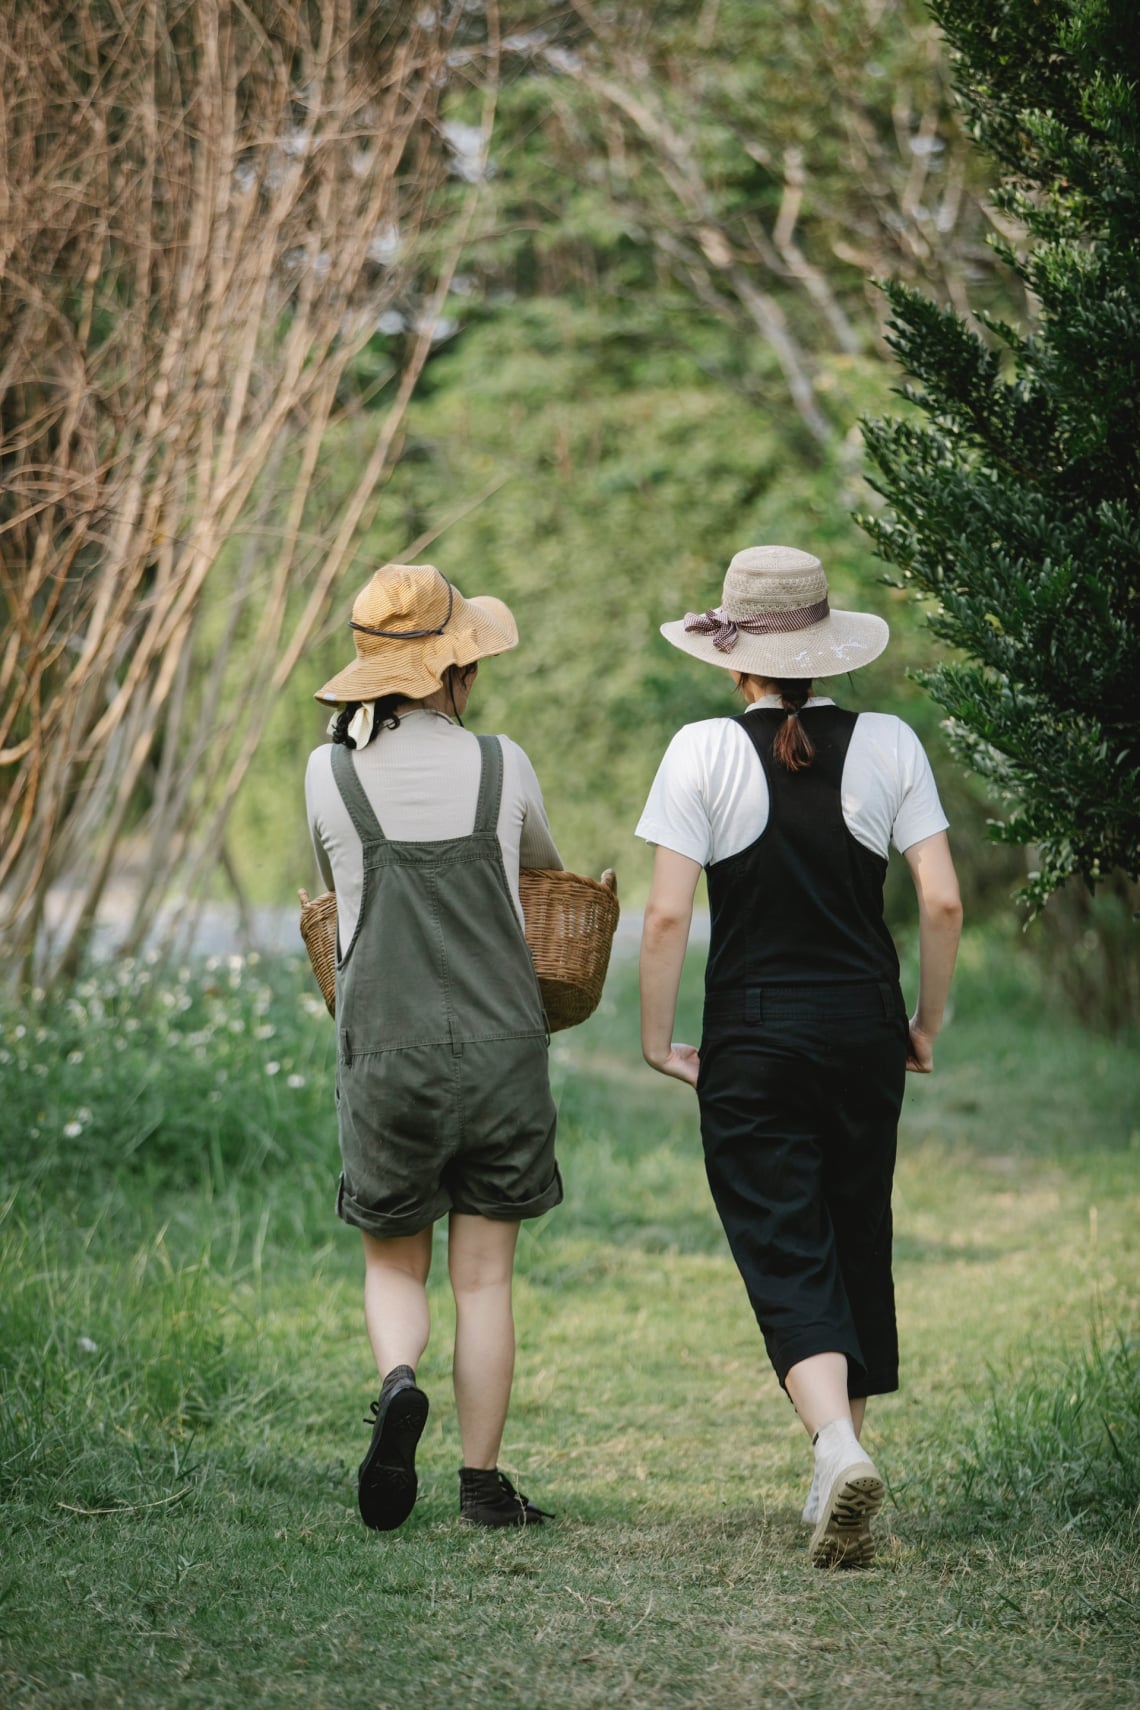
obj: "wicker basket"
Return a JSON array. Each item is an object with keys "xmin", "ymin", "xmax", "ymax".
[
  {"xmin": 517, "ymin": 867, "xmax": 619, "ymax": 1031},
  {"xmin": 298, "ymin": 868, "xmax": 619, "ymax": 1032},
  {"xmin": 298, "ymin": 888, "xmax": 339, "ymax": 1018}
]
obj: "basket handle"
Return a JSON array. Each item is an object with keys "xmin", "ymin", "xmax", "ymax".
[
  {"xmin": 298, "ymin": 888, "xmax": 311, "ymax": 908},
  {"xmin": 599, "ymin": 868, "xmax": 617, "ymax": 895}
]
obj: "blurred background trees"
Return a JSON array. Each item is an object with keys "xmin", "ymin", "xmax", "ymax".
[
  {"xmin": 2, "ymin": 0, "xmax": 1135, "ymax": 1021},
  {"xmin": 268, "ymin": 0, "xmax": 1030, "ymax": 931}
]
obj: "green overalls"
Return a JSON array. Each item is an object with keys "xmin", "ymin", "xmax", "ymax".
[{"xmin": 330, "ymin": 734, "xmax": 561, "ymax": 1237}]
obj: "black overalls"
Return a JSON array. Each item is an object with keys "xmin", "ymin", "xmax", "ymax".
[{"xmin": 697, "ymin": 707, "xmax": 910, "ymax": 1399}]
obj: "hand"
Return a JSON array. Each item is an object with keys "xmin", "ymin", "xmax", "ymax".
[
  {"xmin": 645, "ymin": 1043, "xmax": 700, "ymax": 1087},
  {"xmin": 906, "ymin": 1020, "xmax": 935, "ymax": 1073}
]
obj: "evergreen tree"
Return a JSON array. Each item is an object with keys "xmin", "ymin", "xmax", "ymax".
[{"xmin": 861, "ymin": 0, "xmax": 1140, "ymax": 909}]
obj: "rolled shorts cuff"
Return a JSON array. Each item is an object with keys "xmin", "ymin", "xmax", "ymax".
[
  {"xmin": 335, "ymin": 1174, "xmax": 447, "ymax": 1239},
  {"xmin": 452, "ymin": 1164, "xmax": 564, "ymax": 1224}
]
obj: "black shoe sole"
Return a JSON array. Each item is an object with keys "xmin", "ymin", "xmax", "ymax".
[
  {"xmin": 358, "ymin": 1386, "xmax": 429, "ymax": 1531},
  {"xmin": 458, "ymin": 1506, "xmax": 547, "ymax": 1528}
]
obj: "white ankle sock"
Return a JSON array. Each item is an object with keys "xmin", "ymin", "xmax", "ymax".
[{"xmin": 813, "ymin": 1417, "xmax": 863, "ymax": 1462}]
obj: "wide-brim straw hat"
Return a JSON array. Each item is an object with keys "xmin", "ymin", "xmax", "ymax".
[
  {"xmin": 661, "ymin": 545, "xmax": 888, "ymax": 680},
  {"xmin": 314, "ymin": 563, "xmax": 518, "ymax": 705}
]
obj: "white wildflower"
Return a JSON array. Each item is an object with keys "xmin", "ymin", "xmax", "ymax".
[{"xmin": 265, "ymin": 1061, "xmax": 281, "ymax": 1076}]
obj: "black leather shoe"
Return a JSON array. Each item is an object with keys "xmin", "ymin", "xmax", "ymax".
[
  {"xmin": 458, "ymin": 1466, "xmax": 553, "ymax": 1527},
  {"xmin": 358, "ymin": 1366, "xmax": 429, "ymax": 1531}
]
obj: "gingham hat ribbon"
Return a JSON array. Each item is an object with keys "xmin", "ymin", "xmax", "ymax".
[{"xmin": 683, "ymin": 597, "xmax": 830, "ymax": 654}]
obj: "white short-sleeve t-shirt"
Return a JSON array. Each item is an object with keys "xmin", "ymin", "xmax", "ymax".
[{"xmin": 635, "ymin": 697, "xmax": 948, "ymax": 866}]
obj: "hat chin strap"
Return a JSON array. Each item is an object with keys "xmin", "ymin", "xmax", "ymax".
[{"xmin": 683, "ymin": 597, "xmax": 829, "ymax": 653}]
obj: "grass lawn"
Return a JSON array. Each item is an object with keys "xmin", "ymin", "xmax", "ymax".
[{"xmin": 2, "ymin": 930, "xmax": 1138, "ymax": 1708}]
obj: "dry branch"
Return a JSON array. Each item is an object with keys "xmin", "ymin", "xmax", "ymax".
[{"xmin": 0, "ymin": 0, "xmax": 495, "ymax": 987}]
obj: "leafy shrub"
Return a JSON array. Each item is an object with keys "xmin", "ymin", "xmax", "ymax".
[{"xmin": 0, "ymin": 952, "xmax": 335, "ymax": 1190}]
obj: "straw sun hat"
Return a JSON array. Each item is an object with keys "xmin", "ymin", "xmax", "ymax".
[
  {"xmin": 314, "ymin": 563, "xmax": 518, "ymax": 705},
  {"xmin": 662, "ymin": 545, "xmax": 888, "ymax": 680}
]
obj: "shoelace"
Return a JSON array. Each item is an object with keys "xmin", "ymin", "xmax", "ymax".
[{"xmin": 496, "ymin": 1472, "xmax": 553, "ymax": 1520}]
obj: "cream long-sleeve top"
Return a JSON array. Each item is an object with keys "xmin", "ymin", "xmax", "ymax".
[{"xmin": 305, "ymin": 708, "xmax": 562, "ymax": 947}]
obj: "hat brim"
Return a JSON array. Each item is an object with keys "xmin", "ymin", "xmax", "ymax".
[
  {"xmin": 314, "ymin": 589, "xmax": 519, "ymax": 705},
  {"xmin": 659, "ymin": 608, "xmax": 889, "ymax": 679}
]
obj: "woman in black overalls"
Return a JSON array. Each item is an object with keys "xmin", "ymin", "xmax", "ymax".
[{"xmin": 637, "ymin": 546, "xmax": 962, "ymax": 1568}]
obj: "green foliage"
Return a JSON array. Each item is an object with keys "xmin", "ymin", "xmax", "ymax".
[
  {"xmin": 862, "ymin": 0, "xmax": 1140, "ymax": 907},
  {"xmin": 228, "ymin": 0, "xmax": 1034, "ymax": 926},
  {"xmin": 251, "ymin": 296, "xmax": 1025, "ymax": 919},
  {"xmin": 964, "ymin": 1332, "xmax": 1140, "ymax": 1525},
  {"xmin": 0, "ymin": 953, "xmax": 334, "ymax": 1198}
]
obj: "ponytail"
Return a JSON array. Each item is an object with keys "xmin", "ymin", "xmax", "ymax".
[{"xmin": 770, "ymin": 678, "xmax": 815, "ymax": 772}]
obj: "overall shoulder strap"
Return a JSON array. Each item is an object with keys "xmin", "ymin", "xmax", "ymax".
[
  {"xmin": 329, "ymin": 741, "xmax": 388, "ymax": 843},
  {"xmin": 473, "ymin": 733, "xmax": 505, "ymax": 835},
  {"xmin": 733, "ymin": 709, "xmax": 778, "ymax": 774}
]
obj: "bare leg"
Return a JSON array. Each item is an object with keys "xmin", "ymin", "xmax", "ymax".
[
  {"xmin": 788, "ymin": 1354, "xmax": 883, "ymax": 1566},
  {"xmin": 850, "ymin": 1396, "xmax": 867, "ymax": 1436},
  {"xmin": 361, "ymin": 1227, "xmax": 433, "ymax": 1380},
  {"xmin": 785, "ymin": 1351, "xmax": 853, "ymax": 1437},
  {"xmin": 448, "ymin": 1213, "xmax": 520, "ymax": 1469}
]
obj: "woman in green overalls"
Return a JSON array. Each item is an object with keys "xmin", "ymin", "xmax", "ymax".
[{"xmin": 306, "ymin": 563, "xmax": 563, "ymax": 1531}]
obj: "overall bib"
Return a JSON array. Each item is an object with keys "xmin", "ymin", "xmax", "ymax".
[
  {"xmin": 698, "ymin": 707, "xmax": 910, "ymax": 1397},
  {"xmin": 330, "ymin": 735, "xmax": 561, "ymax": 1238}
]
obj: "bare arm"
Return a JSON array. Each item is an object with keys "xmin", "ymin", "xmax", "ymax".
[
  {"xmin": 639, "ymin": 845, "xmax": 703, "ymax": 1086},
  {"xmin": 903, "ymin": 830, "xmax": 963, "ymax": 1072}
]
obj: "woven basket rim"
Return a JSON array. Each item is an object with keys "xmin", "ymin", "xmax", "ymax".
[{"xmin": 299, "ymin": 867, "xmax": 618, "ymax": 1030}]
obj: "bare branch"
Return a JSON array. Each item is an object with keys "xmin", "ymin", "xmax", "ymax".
[{"xmin": 0, "ymin": 0, "xmax": 472, "ymax": 987}]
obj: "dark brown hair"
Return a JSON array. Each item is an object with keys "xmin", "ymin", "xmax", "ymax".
[
  {"xmin": 770, "ymin": 678, "xmax": 815, "ymax": 772},
  {"xmin": 329, "ymin": 663, "xmax": 478, "ymax": 747},
  {"xmin": 329, "ymin": 696, "xmax": 402, "ymax": 746}
]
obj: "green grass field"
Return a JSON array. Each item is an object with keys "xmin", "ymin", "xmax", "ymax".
[{"xmin": 2, "ymin": 932, "xmax": 1138, "ymax": 1709}]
